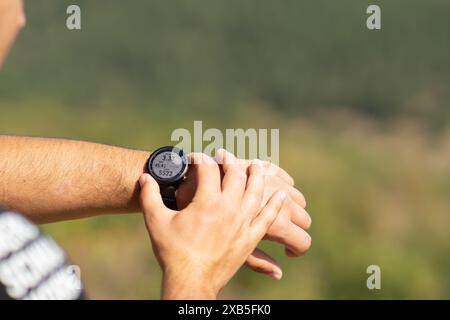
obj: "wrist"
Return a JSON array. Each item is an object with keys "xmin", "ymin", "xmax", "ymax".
[
  {"xmin": 161, "ymin": 267, "xmax": 218, "ymax": 300},
  {"xmin": 120, "ymin": 149, "xmax": 152, "ymax": 212}
]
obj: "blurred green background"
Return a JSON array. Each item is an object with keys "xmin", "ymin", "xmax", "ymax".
[{"xmin": 1, "ymin": 0, "xmax": 450, "ymax": 299}]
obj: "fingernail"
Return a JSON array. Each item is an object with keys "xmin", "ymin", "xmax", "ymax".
[
  {"xmin": 307, "ymin": 216, "xmax": 312, "ymax": 228},
  {"xmin": 272, "ymin": 268, "xmax": 283, "ymax": 280},
  {"xmin": 215, "ymin": 148, "xmax": 225, "ymax": 164},
  {"xmin": 139, "ymin": 174, "xmax": 150, "ymax": 187},
  {"xmin": 279, "ymin": 191, "xmax": 287, "ymax": 201}
]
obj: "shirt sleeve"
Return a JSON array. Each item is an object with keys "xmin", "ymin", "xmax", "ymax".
[{"xmin": 0, "ymin": 210, "xmax": 85, "ymax": 300}]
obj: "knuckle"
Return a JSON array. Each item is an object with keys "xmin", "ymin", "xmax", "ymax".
[
  {"xmin": 266, "ymin": 162, "xmax": 279, "ymax": 176},
  {"xmin": 228, "ymin": 163, "xmax": 246, "ymax": 178},
  {"xmin": 237, "ymin": 169, "xmax": 247, "ymax": 180},
  {"xmin": 188, "ymin": 152, "xmax": 204, "ymax": 164},
  {"xmin": 261, "ymin": 160, "xmax": 271, "ymax": 169},
  {"xmin": 199, "ymin": 153, "xmax": 218, "ymax": 167}
]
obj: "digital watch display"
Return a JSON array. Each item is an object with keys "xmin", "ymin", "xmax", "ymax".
[{"xmin": 147, "ymin": 146, "xmax": 188, "ymax": 210}]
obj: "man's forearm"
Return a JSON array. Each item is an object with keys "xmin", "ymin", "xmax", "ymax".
[{"xmin": 0, "ymin": 135, "xmax": 150, "ymax": 223}]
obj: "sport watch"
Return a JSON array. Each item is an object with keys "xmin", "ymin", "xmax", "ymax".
[{"xmin": 147, "ymin": 146, "xmax": 189, "ymax": 210}]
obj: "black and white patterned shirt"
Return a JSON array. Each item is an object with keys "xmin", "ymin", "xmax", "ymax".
[{"xmin": 0, "ymin": 210, "xmax": 84, "ymax": 300}]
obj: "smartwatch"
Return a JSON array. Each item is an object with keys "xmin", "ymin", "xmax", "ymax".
[{"xmin": 147, "ymin": 146, "xmax": 189, "ymax": 210}]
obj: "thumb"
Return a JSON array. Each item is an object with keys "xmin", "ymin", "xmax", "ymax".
[{"xmin": 139, "ymin": 174, "xmax": 173, "ymax": 227}]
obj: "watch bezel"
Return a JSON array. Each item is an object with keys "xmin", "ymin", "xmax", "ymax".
[{"xmin": 147, "ymin": 146, "xmax": 188, "ymax": 185}]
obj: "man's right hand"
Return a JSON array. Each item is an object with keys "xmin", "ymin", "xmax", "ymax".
[
  {"xmin": 139, "ymin": 153, "xmax": 286, "ymax": 299},
  {"xmin": 176, "ymin": 149, "xmax": 312, "ymax": 280}
]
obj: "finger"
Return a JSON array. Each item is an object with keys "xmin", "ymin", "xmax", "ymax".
[
  {"xmin": 259, "ymin": 160, "xmax": 294, "ymax": 186},
  {"xmin": 239, "ymin": 160, "xmax": 294, "ymax": 186},
  {"xmin": 251, "ymin": 191, "xmax": 286, "ymax": 241},
  {"xmin": 189, "ymin": 153, "xmax": 222, "ymax": 200},
  {"xmin": 139, "ymin": 174, "xmax": 174, "ymax": 228},
  {"xmin": 245, "ymin": 248, "xmax": 283, "ymax": 280},
  {"xmin": 216, "ymin": 149, "xmax": 247, "ymax": 201},
  {"xmin": 286, "ymin": 197, "xmax": 312, "ymax": 230},
  {"xmin": 242, "ymin": 161, "xmax": 265, "ymax": 217},
  {"xmin": 175, "ymin": 168, "xmax": 197, "ymax": 210},
  {"xmin": 286, "ymin": 248, "xmax": 300, "ymax": 257},
  {"xmin": 269, "ymin": 163, "xmax": 295, "ymax": 186},
  {"xmin": 214, "ymin": 148, "xmax": 228, "ymax": 167},
  {"xmin": 288, "ymin": 187, "xmax": 307, "ymax": 208},
  {"xmin": 249, "ymin": 160, "xmax": 305, "ymax": 208},
  {"xmin": 266, "ymin": 223, "xmax": 312, "ymax": 257}
]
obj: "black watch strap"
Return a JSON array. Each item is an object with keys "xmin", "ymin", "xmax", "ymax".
[{"xmin": 160, "ymin": 185, "xmax": 178, "ymax": 210}]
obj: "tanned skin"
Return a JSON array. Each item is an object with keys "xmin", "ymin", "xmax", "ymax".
[{"xmin": 0, "ymin": 135, "xmax": 149, "ymax": 223}]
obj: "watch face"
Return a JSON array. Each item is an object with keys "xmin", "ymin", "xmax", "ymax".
[{"xmin": 148, "ymin": 147, "xmax": 188, "ymax": 184}]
